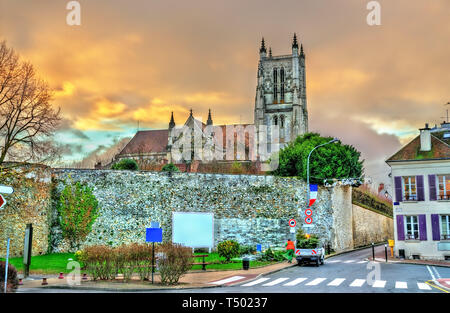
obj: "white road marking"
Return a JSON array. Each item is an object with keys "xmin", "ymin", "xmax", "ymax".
[
  {"xmin": 305, "ymin": 278, "xmax": 326, "ymax": 286},
  {"xmin": 327, "ymin": 260, "xmax": 341, "ymax": 263},
  {"xmin": 344, "ymin": 260, "xmax": 355, "ymax": 263},
  {"xmin": 426, "ymin": 266, "xmax": 436, "ymax": 280},
  {"xmin": 209, "ymin": 276, "xmax": 246, "ymax": 285},
  {"xmin": 357, "ymin": 260, "xmax": 368, "ymax": 264},
  {"xmin": 242, "ymin": 278, "xmax": 270, "ymax": 286},
  {"xmin": 262, "ymin": 278, "xmax": 289, "ymax": 286},
  {"xmin": 395, "ymin": 281, "xmax": 408, "ymax": 289},
  {"xmin": 327, "ymin": 278, "xmax": 345, "ymax": 286},
  {"xmin": 372, "ymin": 280, "xmax": 386, "ymax": 288},
  {"xmin": 283, "ymin": 278, "xmax": 307, "ymax": 286},
  {"xmin": 432, "ymin": 266, "xmax": 442, "ymax": 279},
  {"xmin": 417, "ymin": 282, "xmax": 432, "ymax": 290},
  {"xmin": 349, "ymin": 279, "xmax": 366, "ymax": 287}
]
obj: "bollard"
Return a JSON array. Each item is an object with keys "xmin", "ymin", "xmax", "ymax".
[
  {"xmin": 371, "ymin": 243, "xmax": 375, "ymax": 261},
  {"xmin": 385, "ymin": 244, "xmax": 388, "ymax": 262},
  {"xmin": 82, "ymin": 273, "xmax": 88, "ymax": 280},
  {"xmin": 18, "ymin": 278, "xmax": 23, "ymax": 286},
  {"xmin": 58, "ymin": 272, "xmax": 64, "ymax": 279},
  {"xmin": 41, "ymin": 278, "xmax": 48, "ymax": 285}
]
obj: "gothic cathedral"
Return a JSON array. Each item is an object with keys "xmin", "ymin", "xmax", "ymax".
[{"xmin": 254, "ymin": 34, "xmax": 308, "ymax": 151}]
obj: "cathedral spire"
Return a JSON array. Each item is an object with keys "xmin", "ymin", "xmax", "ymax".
[
  {"xmin": 207, "ymin": 109, "xmax": 213, "ymax": 126},
  {"xmin": 300, "ymin": 44, "xmax": 305, "ymax": 58},
  {"xmin": 269, "ymin": 47, "xmax": 272, "ymax": 58},
  {"xmin": 169, "ymin": 111, "xmax": 175, "ymax": 129},
  {"xmin": 292, "ymin": 33, "xmax": 299, "ymax": 49},
  {"xmin": 260, "ymin": 37, "xmax": 267, "ymax": 53}
]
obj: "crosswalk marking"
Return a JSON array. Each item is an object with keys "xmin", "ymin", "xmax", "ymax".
[
  {"xmin": 327, "ymin": 260, "xmax": 341, "ymax": 263},
  {"xmin": 327, "ymin": 278, "xmax": 345, "ymax": 286},
  {"xmin": 417, "ymin": 282, "xmax": 432, "ymax": 290},
  {"xmin": 242, "ymin": 278, "xmax": 270, "ymax": 287},
  {"xmin": 395, "ymin": 281, "xmax": 408, "ymax": 289},
  {"xmin": 209, "ymin": 276, "xmax": 246, "ymax": 285},
  {"xmin": 372, "ymin": 280, "xmax": 386, "ymax": 288},
  {"xmin": 283, "ymin": 278, "xmax": 307, "ymax": 286},
  {"xmin": 344, "ymin": 260, "xmax": 355, "ymax": 263},
  {"xmin": 262, "ymin": 278, "xmax": 289, "ymax": 286},
  {"xmin": 350, "ymin": 279, "xmax": 366, "ymax": 287},
  {"xmin": 357, "ymin": 260, "xmax": 368, "ymax": 264},
  {"xmin": 305, "ymin": 278, "xmax": 326, "ymax": 286}
]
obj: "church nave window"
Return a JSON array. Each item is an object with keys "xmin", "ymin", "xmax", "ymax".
[
  {"xmin": 273, "ymin": 115, "xmax": 278, "ymax": 126},
  {"xmin": 280, "ymin": 68, "xmax": 285, "ymax": 103},
  {"xmin": 273, "ymin": 68, "xmax": 278, "ymax": 103},
  {"xmin": 280, "ymin": 115, "xmax": 285, "ymax": 128}
]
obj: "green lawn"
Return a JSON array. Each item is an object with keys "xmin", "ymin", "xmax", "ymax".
[{"xmin": 1, "ymin": 252, "xmax": 279, "ymax": 274}]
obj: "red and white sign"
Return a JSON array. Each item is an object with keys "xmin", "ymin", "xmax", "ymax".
[
  {"xmin": 295, "ymin": 249, "xmax": 301, "ymax": 256},
  {"xmin": 305, "ymin": 217, "xmax": 313, "ymax": 224},
  {"xmin": 312, "ymin": 249, "xmax": 317, "ymax": 255},
  {"xmin": 305, "ymin": 208, "xmax": 313, "ymax": 216},
  {"xmin": 0, "ymin": 194, "xmax": 6, "ymax": 210},
  {"xmin": 289, "ymin": 219, "xmax": 296, "ymax": 227}
]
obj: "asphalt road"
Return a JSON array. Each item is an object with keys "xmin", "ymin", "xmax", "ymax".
[{"xmin": 18, "ymin": 246, "xmax": 449, "ymax": 293}]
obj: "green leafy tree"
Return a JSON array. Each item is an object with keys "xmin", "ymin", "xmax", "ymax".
[
  {"xmin": 272, "ymin": 132, "xmax": 364, "ymax": 185},
  {"xmin": 161, "ymin": 163, "xmax": 179, "ymax": 172},
  {"xmin": 58, "ymin": 178, "xmax": 100, "ymax": 251},
  {"xmin": 111, "ymin": 158, "xmax": 139, "ymax": 170}
]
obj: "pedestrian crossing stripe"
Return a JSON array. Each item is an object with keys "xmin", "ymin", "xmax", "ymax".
[
  {"xmin": 372, "ymin": 280, "xmax": 386, "ymax": 288},
  {"xmin": 283, "ymin": 278, "xmax": 307, "ymax": 286},
  {"xmin": 327, "ymin": 260, "xmax": 340, "ymax": 263},
  {"xmin": 395, "ymin": 281, "xmax": 407, "ymax": 289},
  {"xmin": 344, "ymin": 260, "xmax": 355, "ymax": 263},
  {"xmin": 305, "ymin": 278, "xmax": 326, "ymax": 286},
  {"xmin": 417, "ymin": 282, "xmax": 432, "ymax": 290},
  {"xmin": 241, "ymin": 278, "xmax": 270, "ymax": 286},
  {"xmin": 349, "ymin": 279, "xmax": 366, "ymax": 287},
  {"xmin": 328, "ymin": 278, "xmax": 345, "ymax": 286},
  {"xmin": 209, "ymin": 276, "xmax": 246, "ymax": 285},
  {"xmin": 262, "ymin": 277, "xmax": 289, "ymax": 286}
]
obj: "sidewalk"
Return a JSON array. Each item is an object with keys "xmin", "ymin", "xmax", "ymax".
[
  {"xmin": 18, "ymin": 261, "xmax": 295, "ymax": 291},
  {"xmin": 370, "ymin": 248, "xmax": 450, "ymax": 268}
]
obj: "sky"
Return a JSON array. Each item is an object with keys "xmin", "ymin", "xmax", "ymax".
[{"xmin": 1, "ymin": 0, "xmax": 449, "ymax": 185}]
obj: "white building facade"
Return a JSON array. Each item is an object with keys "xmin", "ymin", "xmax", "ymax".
[{"xmin": 387, "ymin": 123, "xmax": 450, "ymax": 260}]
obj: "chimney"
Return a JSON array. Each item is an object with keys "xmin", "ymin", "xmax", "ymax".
[
  {"xmin": 419, "ymin": 123, "xmax": 431, "ymax": 151},
  {"xmin": 378, "ymin": 183, "xmax": 384, "ymax": 194}
]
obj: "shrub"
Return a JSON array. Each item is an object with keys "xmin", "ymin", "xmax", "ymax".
[
  {"xmin": 58, "ymin": 177, "xmax": 100, "ymax": 252},
  {"xmin": 217, "ymin": 240, "xmax": 240, "ymax": 262},
  {"xmin": 111, "ymin": 159, "xmax": 139, "ymax": 170},
  {"xmin": 161, "ymin": 163, "xmax": 179, "ymax": 172},
  {"xmin": 0, "ymin": 261, "xmax": 19, "ymax": 293},
  {"xmin": 296, "ymin": 228, "xmax": 320, "ymax": 249},
  {"xmin": 79, "ymin": 245, "xmax": 115, "ymax": 281},
  {"xmin": 157, "ymin": 243, "xmax": 192, "ymax": 285},
  {"xmin": 239, "ymin": 245, "xmax": 256, "ymax": 255},
  {"xmin": 261, "ymin": 247, "xmax": 274, "ymax": 261}
]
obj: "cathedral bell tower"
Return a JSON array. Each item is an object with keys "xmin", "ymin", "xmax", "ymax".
[{"xmin": 254, "ymin": 34, "xmax": 308, "ymax": 153}]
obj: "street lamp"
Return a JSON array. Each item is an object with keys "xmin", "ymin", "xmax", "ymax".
[{"xmin": 306, "ymin": 138, "xmax": 339, "ymax": 206}]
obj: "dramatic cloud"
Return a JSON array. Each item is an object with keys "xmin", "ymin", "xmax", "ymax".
[{"xmin": 1, "ymin": 0, "xmax": 448, "ymax": 181}]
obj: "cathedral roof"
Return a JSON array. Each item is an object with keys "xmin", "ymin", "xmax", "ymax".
[{"xmin": 117, "ymin": 129, "xmax": 169, "ymax": 156}]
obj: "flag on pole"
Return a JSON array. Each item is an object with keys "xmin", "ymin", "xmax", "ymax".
[{"xmin": 309, "ymin": 184, "xmax": 318, "ymax": 207}]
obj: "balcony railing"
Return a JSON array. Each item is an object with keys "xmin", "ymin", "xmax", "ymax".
[{"xmin": 403, "ymin": 195, "xmax": 418, "ymax": 201}]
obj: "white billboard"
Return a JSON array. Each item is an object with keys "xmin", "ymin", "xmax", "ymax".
[{"xmin": 172, "ymin": 212, "xmax": 214, "ymax": 248}]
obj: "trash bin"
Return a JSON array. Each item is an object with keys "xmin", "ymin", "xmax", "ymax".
[{"xmin": 242, "ymin": 258, "xmax": 250, "ymax": 270}]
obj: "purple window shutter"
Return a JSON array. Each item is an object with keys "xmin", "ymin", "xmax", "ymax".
[
  {"xmin": 416, "ymin": 175, "xmax": 425, "ymax": 201},
  {"xmin": 394, "ymin": 176, "xmax": 403, "ymax": 202},
  {"xmin": 419, "ymin": 214, "xmax": 427, "ymax": 240},
  {"xmin": 397, "ymin": 215, "xmax": 405, "ymax": 241},
  {"xmin": 429, "ymin": 175, "xmax": 437, "ymax": 201},
  {"xmin": 431, "ymin": 214, "xmax": 440, "ymax": 241}
]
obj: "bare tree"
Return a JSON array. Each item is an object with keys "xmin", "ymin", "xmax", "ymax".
[{"xmin": 0, "ymin": 41, "xmax": 61, "ymax": 167}]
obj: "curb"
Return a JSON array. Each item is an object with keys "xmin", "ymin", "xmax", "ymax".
[
  {"xmin": 427, "ymin": 280, "xmax": 450, "ymax": 293},
  {"xmin": 370, "ymin": 257, "xmax": 450, "ymax": 269},
  {"xmin": 39, "ymin": 282, "xmax": 222, "ymax": 292}
]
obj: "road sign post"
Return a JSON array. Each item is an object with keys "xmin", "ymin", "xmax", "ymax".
[
  {"xmin": 23, "ymin": 224, "xmax": 33, "ymax": 278},
  {"xmin": 4, "ymin": 238, "xmax": 10, "ymax": 293},
  {"xmin": 146, "ymin": 227, "xmax": 163, "ymax": 284}
]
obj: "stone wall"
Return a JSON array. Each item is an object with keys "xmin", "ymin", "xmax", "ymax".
[
  {"xmin": 0, "ymin": 165, "xmax": 52, "ymax": 257},
  {"xmin": 352, "ymin": 204, "xmax": 394, "ymax": 247},
  {"xmin": 50, "ymin": 169, "xmax": 339, "ymax": 252},
  {"xmin": 0, "ymin": 166, "xmax": 394, "ymax": 257}
]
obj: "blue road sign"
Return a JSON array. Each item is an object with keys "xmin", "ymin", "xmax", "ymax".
[
  {"xmin": 146, "ymin": 228, "xmax": 162, "ymax": 243},
  {"xmin": 256, "ymin": 244, "xmax": 262, "ymax": 252}
]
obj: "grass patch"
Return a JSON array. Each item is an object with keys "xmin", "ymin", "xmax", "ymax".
[{"xmin": 0, "ymin": 253, "xmax": 76, "ymax": 274}]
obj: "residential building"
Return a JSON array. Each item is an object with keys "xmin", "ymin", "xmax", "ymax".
[{"xmin": 386, "ymin": 122, "xmax": 450, "ymax": 260}]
